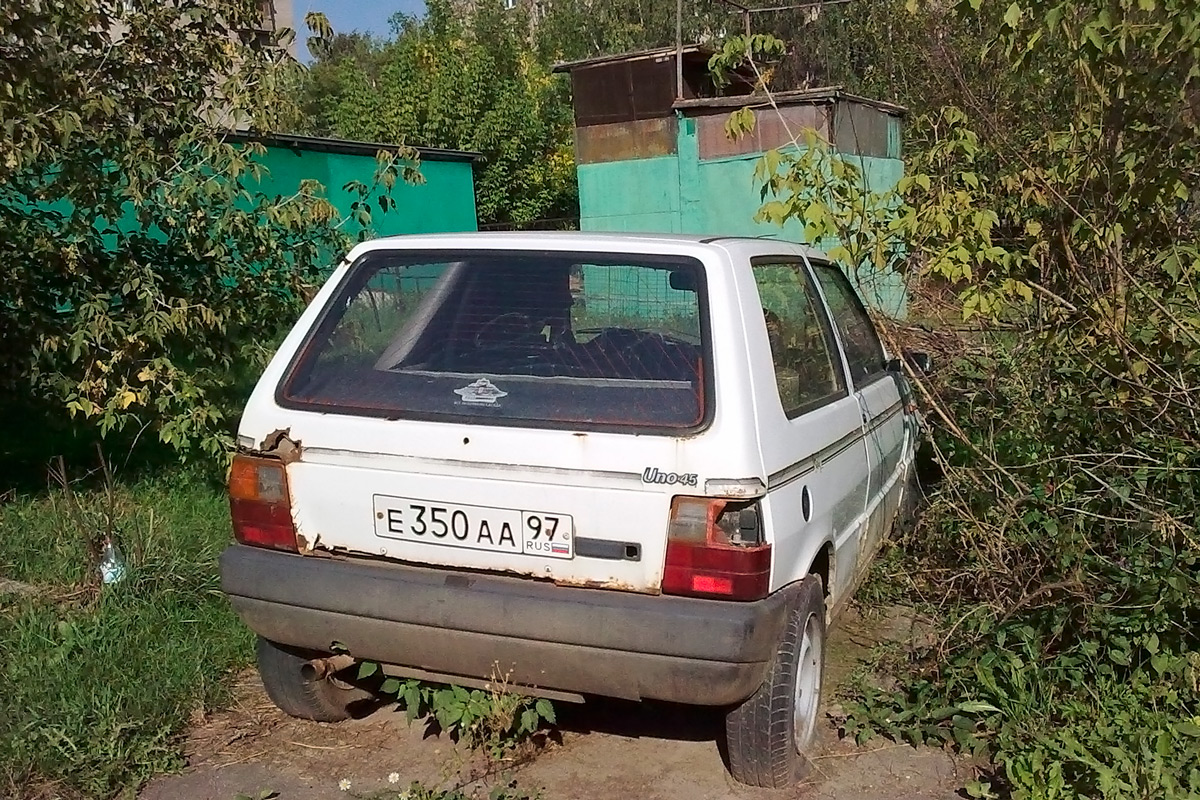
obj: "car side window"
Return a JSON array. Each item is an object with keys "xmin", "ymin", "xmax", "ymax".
[
  {"xmin": 811, "ymin": 263, "xmax": 886, "ymax": 388},
  {"xmin": 752, "ymin": 261, "xmax": 846, "ymax": 417}
]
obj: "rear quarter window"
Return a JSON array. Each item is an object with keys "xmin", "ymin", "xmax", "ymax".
[
  {"xmin": 811, "ymin": 263, "xmax": 887, "ymax": 388},
  {"xmin": 752, "ymin": 261, "xmax": 847, "ymax": 417},
  {"xmin": 278, "ymin": 250, "xmax": 712, "ymax": 432}
]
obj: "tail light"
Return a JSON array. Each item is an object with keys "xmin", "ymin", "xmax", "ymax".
[
  {"xmin": 229, "ymin": 454, "xmax": 297, "ymax": 552},
  {"xmin": 662, "ymin": 497, "xmax": 771, "ymax": 600}
]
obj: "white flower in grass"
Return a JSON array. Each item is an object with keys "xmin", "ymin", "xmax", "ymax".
[
  {"xmin": 338, "ymin": 778, "xmax": 351, "ymax": 791},
  {"xmin": 388, "ymin": 772, "xmax": 400, "ymax": 784}
]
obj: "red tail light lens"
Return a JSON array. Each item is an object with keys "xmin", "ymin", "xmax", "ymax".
[
  {"xmin": 661, "ymin": 497, "xmax": 770, "ymax": 600},
  {"xmin": 229, "ymin": 455, "xmax": 297, "ymax": 552}
]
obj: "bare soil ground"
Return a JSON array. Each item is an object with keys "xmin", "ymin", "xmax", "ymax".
[{"xmin": 140, "ymin": 606, "xmax": 971, "ymax": 800}]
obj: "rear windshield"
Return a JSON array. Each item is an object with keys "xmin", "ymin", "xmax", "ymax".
[{"xmin": 278, "ymin": 249, "xmax": 711, "ymax": 431}]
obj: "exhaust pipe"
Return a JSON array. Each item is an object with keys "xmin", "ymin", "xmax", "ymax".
[{"xmin": 301, "ymin": 654, "xmax": 355, "ymax": 681}]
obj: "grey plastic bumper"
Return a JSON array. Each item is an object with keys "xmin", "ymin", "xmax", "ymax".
[{"xmin": 220, "ymin": 544, "xmax": 799, "ymax": 705}]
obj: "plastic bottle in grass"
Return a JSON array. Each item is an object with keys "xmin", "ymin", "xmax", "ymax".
[{"xmin": 99, "ymin": 537, "xmax": 126, "ymax": 584}]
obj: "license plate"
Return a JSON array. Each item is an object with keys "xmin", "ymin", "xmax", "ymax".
[{"xmin": 372, "ymin": 495, "xmax": 574, "ymax": 559}]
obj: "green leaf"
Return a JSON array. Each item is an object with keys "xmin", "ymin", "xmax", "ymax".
[
  {"xmin": 964, "ymin": 779, "xmax": 994, "ymax": 799},
  {"xmin": 357, "ymin": 661, "xmax": 379, "ymax": 680},
  {"xmin": 1003, "ymin": 2, "xmax": 1022, "ymax": 28},
  {"xmin": 1176, "ymin": 721, "xmax": 1200, "ymax": 737},
  {"xmin": 534, "ymin": 697, "xmax": 556, "ymax": 724},
  {"xmin": 763, "ymin": 148, "xmax": 780, "ymax": 178}
]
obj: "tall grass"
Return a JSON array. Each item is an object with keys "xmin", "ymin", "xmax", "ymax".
[{"xmin": 0, "ymin": 470, "xmax": 252, "ymax": 798}]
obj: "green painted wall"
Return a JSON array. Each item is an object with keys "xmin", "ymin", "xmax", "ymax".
[
  {"xmin": 10, "ymin": 144, "xmax": 476, "ymax": 247},
  {"xmin": 578, "ymin": 156, "xmax": 681, "ymax": 233},
  {"xmin": 4, "ymin": 141, "xmax": 477, "ymax": 316},
  {"xmin": 250, "ymin": 145, "xmax": 478, "ymax": 236},
  {"xmin": 577, "ymin": 109, "xmax": 907, "ymax": 316}
]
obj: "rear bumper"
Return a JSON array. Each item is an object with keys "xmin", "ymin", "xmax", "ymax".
[{"xmin": 220, "ymin": 544, "xmax": 799, "ymax": 705}]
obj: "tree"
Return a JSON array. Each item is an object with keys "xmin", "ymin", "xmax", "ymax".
[
  {"xmin": 295, "ymin": 0, "xmax": 577, "ymax": 228},
  {"xmin": 534, "ymin": 0, "xmax": 729, "ymax": 62},
  {"xmin": 0, "ymin": 0, "xmax": 416, "ymax": 461}
]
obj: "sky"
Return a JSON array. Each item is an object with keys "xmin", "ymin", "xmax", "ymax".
[{"xmin": 297, "ymin": 0, "xmax": 427, "ymax": 61}]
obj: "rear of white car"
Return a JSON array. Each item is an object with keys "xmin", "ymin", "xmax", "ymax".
[
  {"xmin": 222, "ymin": 234, "xmax": 802, "ymax": 703},
  {"xmin": 220, "ymin": 232, "xmax": 917, "ymax": 787}
]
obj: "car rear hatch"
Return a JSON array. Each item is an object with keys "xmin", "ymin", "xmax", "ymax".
[
  {"xmin": 265, "ymin": 247, "xmax": 717, "ymax": 594},
  {"xmin": 280, "ymin": 424, "xmax": 694, "ymax": 593}
]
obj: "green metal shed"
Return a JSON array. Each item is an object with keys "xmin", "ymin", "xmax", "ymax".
[
  {"xmin": 235, "ymin": 133, "xmax": 479, "ymax": 236},
  {"xmin": 554, "ymin": 47, "xmax": 908, "ymax": 316}
]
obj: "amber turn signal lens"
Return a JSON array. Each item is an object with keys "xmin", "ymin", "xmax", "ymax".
[{"xmin": 229, "ymin": 455, "xmax": 287, "ymax": 503}]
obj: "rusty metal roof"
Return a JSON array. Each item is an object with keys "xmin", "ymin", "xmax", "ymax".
[
  {"xmin": 229, "ymin": 132, "xmax": 481, "ymax": 162},
  {"xmin": 551, "ymin": 45, "xmax": 716, "ymax": 74},
  {"xmin": 672, "ymin": 86, "xmax": 908, "ymax": 116}
]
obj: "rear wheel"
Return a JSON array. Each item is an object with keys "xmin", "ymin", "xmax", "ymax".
[
  {"xmin": 724, "ymin": 574, "xmax": 826, "ymax": 787},
  {"xmin": 255, "ymin": 637, "xmax": 369, "ymax": 722}
]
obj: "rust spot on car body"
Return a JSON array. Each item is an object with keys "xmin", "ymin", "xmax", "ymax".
[
  {"xmin": 257, "ymin": 429, "xmax": 302, "ymax": 464},
  {"xmin": 295, "ymin": 531, "xmax": 316, "ymax": 555},
  {"xmin": 552, "ymin": 576, "xmax": 653, "ymax": 593}
]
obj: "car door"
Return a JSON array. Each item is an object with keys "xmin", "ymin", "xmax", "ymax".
[
  {"xmin": 809, "ymin": 261, "xmax": 908, "ymax": 576},
  {"xmin": 749, "ymin": 258, "xmax": 870, "ymax": 606}
]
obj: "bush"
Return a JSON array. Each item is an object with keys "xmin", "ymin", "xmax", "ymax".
[
  {"xmin": 748, "ymin": 0, "xmax": 1200, "ymax": 795},
  {"xmin": 842, "ymin": 330, "xmax": 1200, "ymax": 798},
  {"xmin": 0, "ymin": 1, "xmax": 417, "ymax": 460},
  {"xmin": 296, "ymin": 0, "xmax": 576, "ymax": 228}
]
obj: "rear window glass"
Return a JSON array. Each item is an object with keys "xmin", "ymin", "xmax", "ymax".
[{"xmin": 279, "ymin": 250, "xmax": 710, "ymax": 430}]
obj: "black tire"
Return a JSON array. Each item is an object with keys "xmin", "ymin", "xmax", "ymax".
[
  {"xmin": 724, "ymin": 574, "xmax": 826, "ymax": 788},
  {"xmin": 255, "ymin": 637, "xmax": 368, "ymax": 723}
]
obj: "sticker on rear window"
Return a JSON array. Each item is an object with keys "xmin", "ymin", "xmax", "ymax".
[{"xmin": 455, "ymin": 378, "xmax": 508, "ymax": 405}]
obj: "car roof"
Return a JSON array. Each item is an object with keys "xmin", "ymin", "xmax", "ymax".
[{"xmin": 359, "ymin": 230, "xmax": 828, "ymax": 260}]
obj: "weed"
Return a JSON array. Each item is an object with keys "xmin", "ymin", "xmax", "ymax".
[
  {"xmin": 853, "ymin": 542, "xmax": 916, "ymax": 608},
  {"xmin": 840, "ymin": 337, "xmax": 1200, "ymax": 798},
  {"xmin": 355, "ymin": 663, "xmax": 555, "ymax": 760}
]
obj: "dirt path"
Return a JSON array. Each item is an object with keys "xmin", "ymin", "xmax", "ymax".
[{"xmin": 140, "ymin": 607, "xmax": 969, "ymax": 800}]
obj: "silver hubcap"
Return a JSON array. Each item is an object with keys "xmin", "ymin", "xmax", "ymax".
[{"xmin": 792, "ymin": 612, "xmax": 823, "ymax": 754}]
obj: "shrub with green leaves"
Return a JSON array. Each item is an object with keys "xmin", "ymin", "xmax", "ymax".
[
  {"xmin": 295, "ymin": 0, "xmax": 575, "ymax": 229},
  {"xmin": 0, "ymin": 1, "xmax": 417, "ymax": 460},
  {"xmin": 746, "ymin": 0, "xmax": 1200, "ymax": 796}
]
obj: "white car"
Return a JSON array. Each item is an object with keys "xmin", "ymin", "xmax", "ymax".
[{"xmin": 221, "ymin": 232, "xmax": 922, "ymax": 787}]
